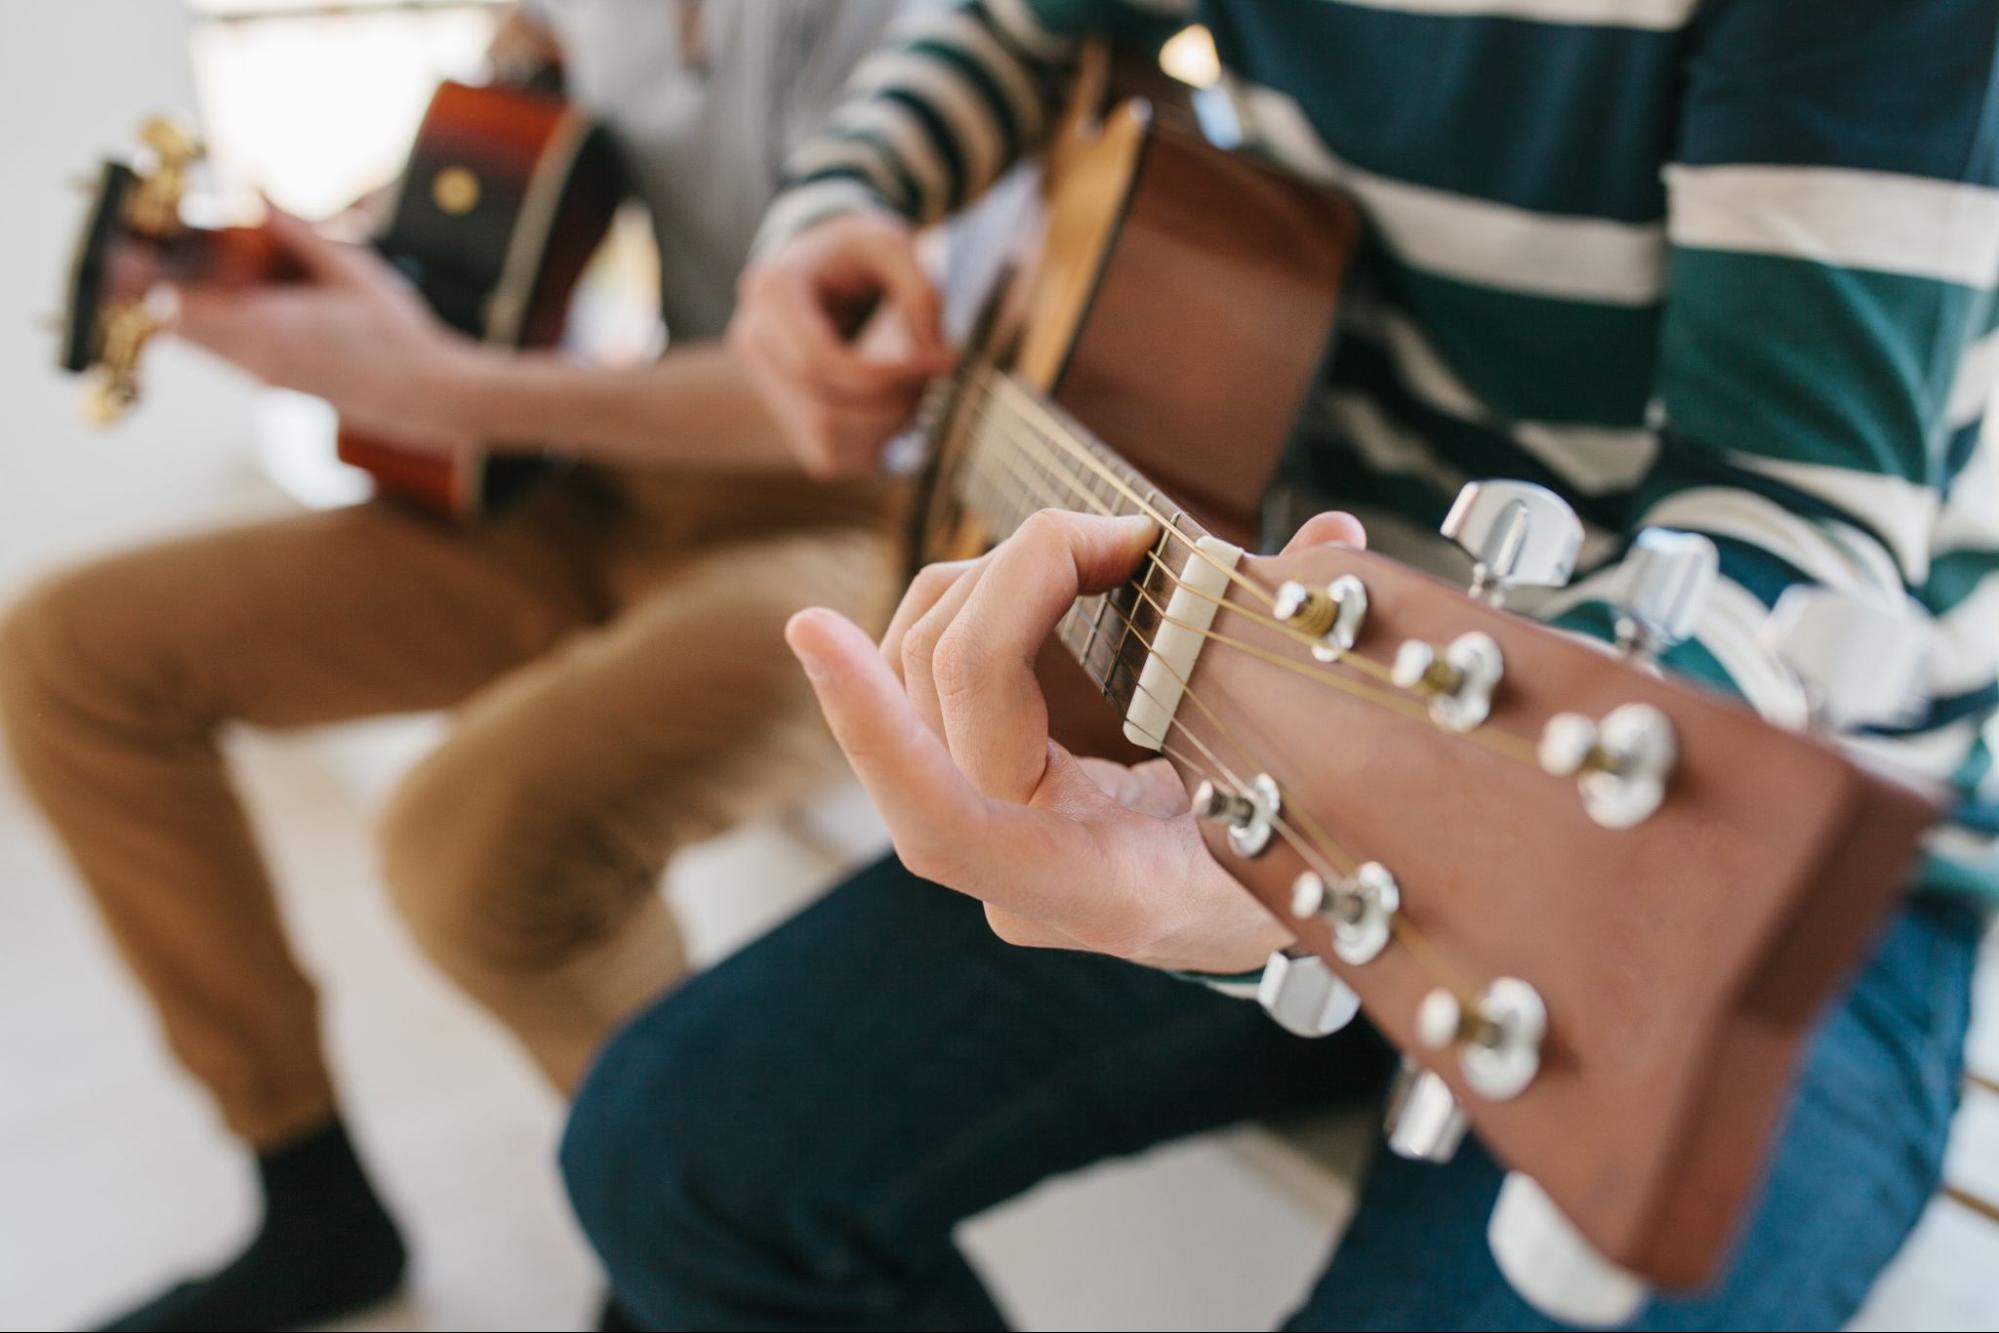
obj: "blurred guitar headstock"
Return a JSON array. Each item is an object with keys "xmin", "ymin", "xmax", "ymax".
[{"xmin": 56, "ymin": 116, "xmax": 205, "ymax": 424}]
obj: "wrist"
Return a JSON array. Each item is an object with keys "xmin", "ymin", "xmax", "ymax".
[{"xmin": 412, "ymin": 336, "xmax": 503, "ymax": 446}]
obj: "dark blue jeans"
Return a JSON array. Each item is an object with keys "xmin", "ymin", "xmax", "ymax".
[{"xmin": 561, "ymin": 854, "xmax": 1983, "ymax": 1331}]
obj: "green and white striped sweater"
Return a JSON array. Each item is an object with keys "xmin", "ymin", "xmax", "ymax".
[{"xmin": 764, "ymin": 0, "xmax": 1999, "ymax": 909}]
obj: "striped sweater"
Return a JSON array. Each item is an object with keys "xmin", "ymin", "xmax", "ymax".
[{"xmin": 765, "ymin": 0, "xmax": 1999, "ymax": 908}]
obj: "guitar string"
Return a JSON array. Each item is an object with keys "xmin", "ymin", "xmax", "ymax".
[
  {"xmin": 972, "ymin": 416, "xmax": 1483, "ymax": 1000},
  {"xmin": 959, "ymin": 383, "xmax": 1546, "ymax": 770},
  {"xmin": 976, "ymin": 406, "xmax": 1444, "ymax": 878},
  {"xmin": 977, "ymin": 428, "xmax": 1375, "ymax": 894},
  {"xmin": 962, "ymin": 370, "xmax": 1543, "ymax": 761},
  {"xmin": 988, "ymin": 436, "xmax": 1483, "ymax": 1001},
  {"xmin": 1942, "ymin": 1184, "xmax": 1999, "ymax": 1228},
  {"xmin": 1116, "ymin": 577, "xmax": 1485, "ymax": 993},
  {"xmin": 977, "ymin": 366, "xmax": 1283, "ymax": 614},
  {"xmin": 981, "ymin": 367, "xmax": 1401, "ymax": 678},
  {"xmin": 980, "ymin": 366, "xmax": 1472, "ymax": 710}
]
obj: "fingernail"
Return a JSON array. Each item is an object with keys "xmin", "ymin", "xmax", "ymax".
[{"xmin": 784, "ymin": 609, "xmax": 832, "ymax": 679}]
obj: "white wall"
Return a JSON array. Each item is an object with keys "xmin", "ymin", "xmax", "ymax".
[{"xmin": 0, "ymin": 0, "xmax": 264, "ymax": 597}]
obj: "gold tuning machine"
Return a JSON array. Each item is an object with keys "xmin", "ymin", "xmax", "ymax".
[
  {"xmin": 124, "ymin": 115, "xmax": 203, "ymax": 239},
  {"xmin": 82, "ymin": 301, "xmax": 162, "ymax": 426}
]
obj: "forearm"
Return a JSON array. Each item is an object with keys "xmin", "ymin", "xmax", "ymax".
[{"xmin": 438, "ymin": 341, "xmax": 802, "ymax": 472}]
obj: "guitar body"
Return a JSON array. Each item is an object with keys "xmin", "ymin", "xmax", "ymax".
[
  {"xmin": 60, "ymin": 80, "xmax": 623, "ymax": 521},
  {"xmin": 343, "ymin": 80, "xmax": 622, "ymax": 518},
  {"xmin": 915, "ymin": 101, "xmax": 1358, "ymax": 758}
]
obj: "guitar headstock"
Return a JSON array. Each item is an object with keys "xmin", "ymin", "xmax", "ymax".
[
  {"xmin": 1143, "ymin": 482, "xmax": 1938, "ymax": 1320},
  {"xmin": 57, "ymin": 118, "xmax": 203, "ymax": 423}
]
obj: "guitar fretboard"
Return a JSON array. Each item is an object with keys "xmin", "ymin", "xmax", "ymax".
[{"xmin": 943, "ymin": 364, "xmax": 1209, "ymax": 722}]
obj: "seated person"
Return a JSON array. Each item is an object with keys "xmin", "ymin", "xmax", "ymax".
[
  {"xmin": 0, "ymin": 2, "xmax": 906, "ymax": 1328},
  {"xmin": 559, "ymin": 1, "xmax": 1999, "ymax": 1329}
]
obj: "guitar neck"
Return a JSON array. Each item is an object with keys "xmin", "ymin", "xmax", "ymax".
[
  {"xmin": 940, "ymin": 361, "xmax": 1215, "ymax": 722},
  {"xmin": 155, "ymin": 222, "xmax": 298, "ymax": 287}
]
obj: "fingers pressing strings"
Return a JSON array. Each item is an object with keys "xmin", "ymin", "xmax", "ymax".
[
  {"xmin": 958, "ymin": 364, "xmax": 1544, "ymax": 771},
  {"xmin": 967, "ymin": 399, "xmax": 1486, "ymax": 1001}
]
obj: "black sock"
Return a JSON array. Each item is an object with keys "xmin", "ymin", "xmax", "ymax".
[{"xmin": 96, "ymin": 1118, "xmax": 407, "ymax": 1332}]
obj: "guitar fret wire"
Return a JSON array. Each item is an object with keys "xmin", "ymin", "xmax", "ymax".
[
  {"xmin": 974, "ymin": 426, "xmax": 1351, "ymax": 844},
  {"xmin": 958, "ymin": 376, "xmax": 1526, "ymax": 990},
  {"xmin": 980, "ymin": 368, "xmax": 1281, "ymax": 611},
  {"xmin": 967, "ymin": 405, "xmax": 1489, "ymax": 993},
  {"xmin": 958, "ymin": 385, "xmax": 1542, "ymax": 768}
]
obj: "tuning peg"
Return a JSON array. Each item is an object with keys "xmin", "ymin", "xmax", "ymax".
[
  {"xmin": 1539, "ymin": 703, "xmax": 1676, "ymax": 828},
  {"xmin": 1255, "ymin": 947, "xmax": 1360, "ymax": 1038},
  {"xmin": 125, "ymin": 116, "xmax": 201, "ymax": 238},
  {"xmin": 1392, "ymin": 631, "xmax": 1504, "ymax": 732},
  {"xmin": 1488, "ymin": 1174, "xmax": 1649, "ymax": 1327},
  {"xmin": 1274, "ymin": 573, "xmax": 1368, "ymax": 661},
  {"xmin": 1442, "ymin": 480, "xmax": 1584, "ymax": 607},
  {"xmin": 1192, "ymin": 774, "xmax": 1281, "ymax": 858},
  {"xmin": 1290, "ymin": 862, "xmax": 1399, "ymax": 964},
  {"xmin": 1415, "ymin": 977, "xmax": 1545, "ymax": 1101},
  {"xmin": 1384, "ymin": 1061, "xmax": 1469, "ymax": 1162},
  {"xmin": 137, "ymin": 115, "xmax": 203, "ymax": 168},
  {"xmin": 1610, "ymin": 529, "xmax": 1717, "ymax": 660},
  {"xmin": 1761, "ymin": 586, "xmax": 1929, "ymax": 730}
]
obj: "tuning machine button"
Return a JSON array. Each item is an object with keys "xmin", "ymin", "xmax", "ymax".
[
  {"xmin": 1539, "ymin": 703, "xmax": 1676, "ymax": 829},
  {"xmin": 1384, "ymin": 1060, "xmax": 1469, "ymax": 1162},
  {"xmin": 1291, "ymin": 862, "xmax": 1399, "ymax": 965},
  {"xmin": 126, "ymin": 116, "xmax": 203, "ymax": 238},
  {"xmin": 1192, "ymin": 773, "xmax": 1281, "ymax": 858},
  {"xmin": 1256, "ymin": 947, "xmax": 1360, "ymax": 1038},
  {"xmin": 1393, "ymin": 632, "xmax": 1503, "ymax": 732},
  {"xmin": 1762, "ymin": 586, "xmax": 1929, "ymax": 731},
  {"xmin": 1609, "ymin": 529, "xmax": 1718, "ymax": 662},
  {"xmin": 1443, "ymin": 481, "xmax": 1584, "ymax": 608},
  {"xmin": 1489, "ymin": 1173, "xmax": 1649, "ymax": 1328},
  {"xmin": 82, "ymin": 300, "xmax": 164, "ymax": 426},
  {"xmin": 1416, "ymin": 977, "xmax": 1545, "ymax": 1101},
  {"xmin": 1275, "ymin": 574, "xmax": 1369, "ymax": 661}
]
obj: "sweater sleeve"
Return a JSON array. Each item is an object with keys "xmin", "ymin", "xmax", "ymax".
[{"xmin": 752, "ymin": 0, "xmax": 1193, "ymax": 257}]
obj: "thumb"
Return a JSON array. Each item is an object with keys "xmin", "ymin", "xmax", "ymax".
[{"xmin": 1280, "ymin": 510, "xmax": 1367, "ymax": 554}]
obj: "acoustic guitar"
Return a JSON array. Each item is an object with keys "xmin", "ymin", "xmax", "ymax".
[
  {"xmin": 910, "ymin": 91, "xmax": 1942, "ymax": 1325},
  {"xmin": 57, "ymin": 79, "xmax": 622, "ymax": 520}
]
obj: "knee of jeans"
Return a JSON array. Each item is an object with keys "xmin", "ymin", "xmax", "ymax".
[
  {"xmin": 559, "ymin": 1000, "xmax": 736, "ymax": 1294},
  {"xmin": 379, "ymin": 747, "xmax": 644, "ymax": 977},
  {"xmin": 561, "ymin": 989, "xmax": 907, "ymax": 1319}
]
